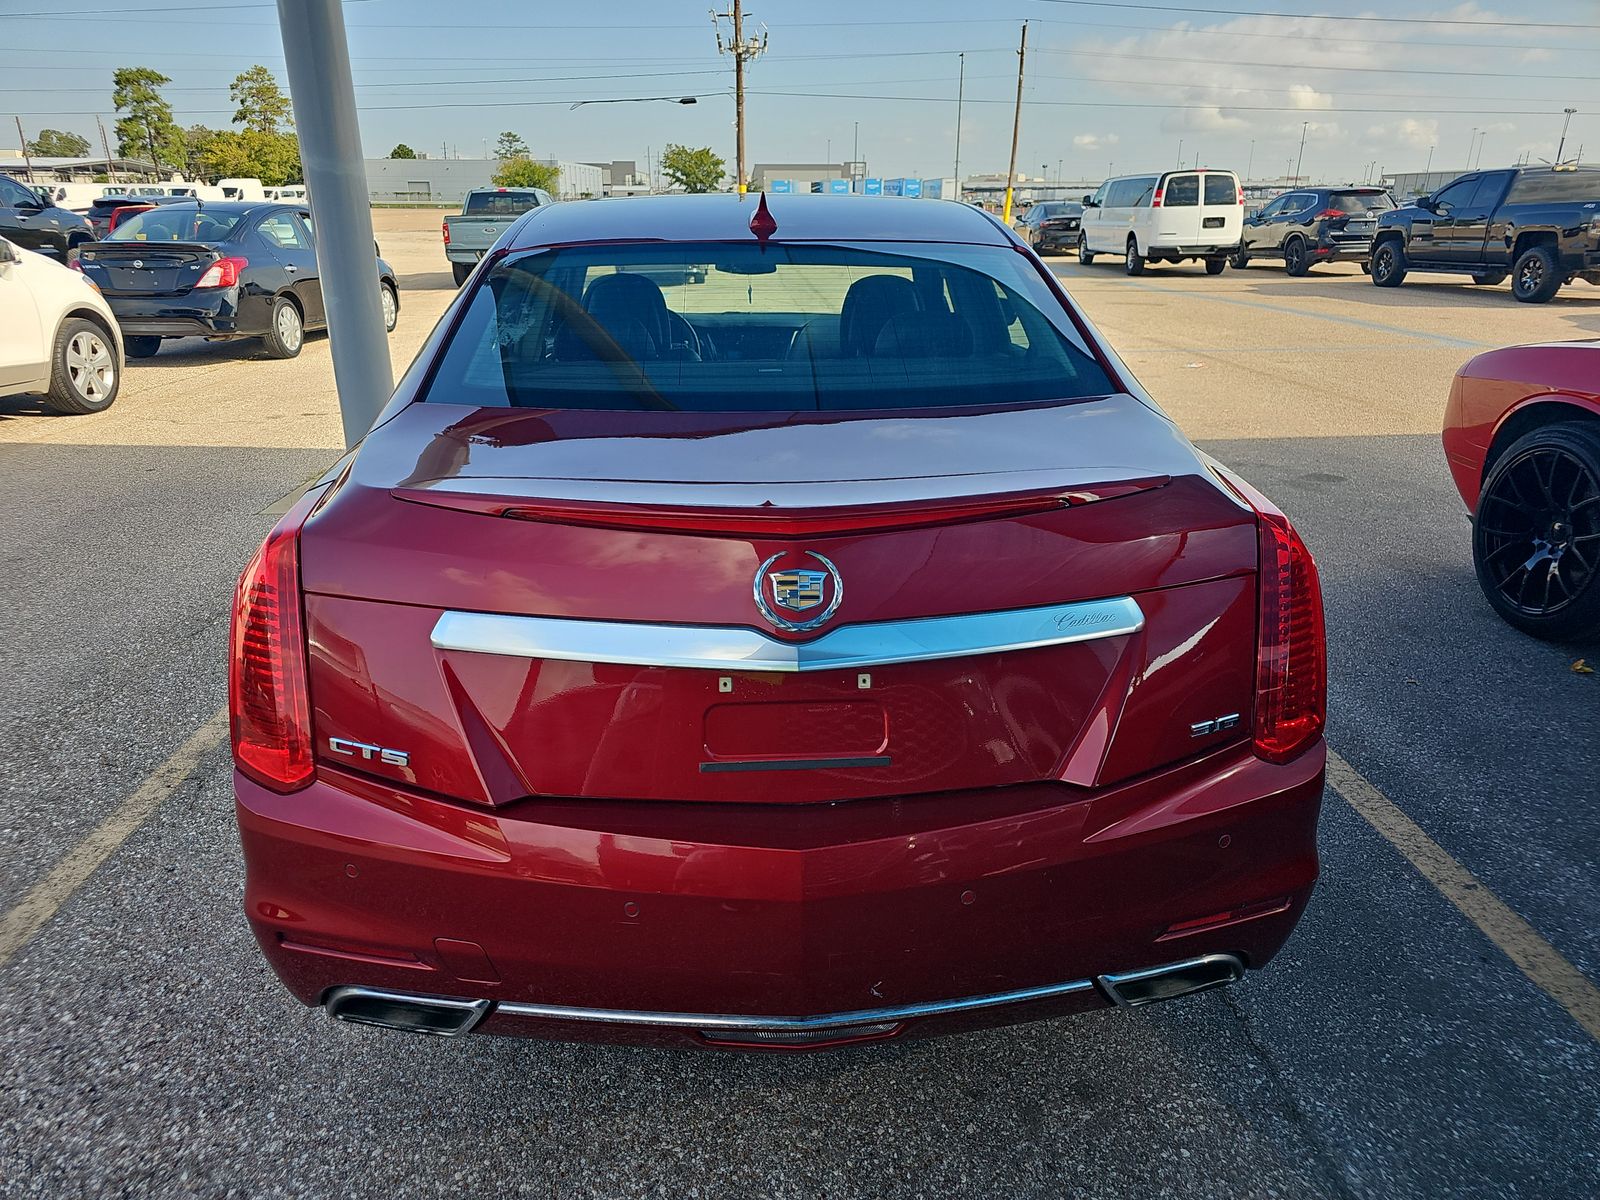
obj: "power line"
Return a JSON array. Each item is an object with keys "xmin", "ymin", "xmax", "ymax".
[
  {"xmin": 1032, "ymin": 44, "xmax": 1600, "ymax": 82},
  {"xmin": 1029, "ymin": 0, "xmax": 1600, "ymax": 31}
]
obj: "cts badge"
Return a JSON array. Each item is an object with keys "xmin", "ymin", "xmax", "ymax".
[
  {"xmin": 328, "ymin": 737, "xmax": 410, "ymax": 767},
  {"xmin": 753, "ymin": 551, "xmax": 843, "ymax": 633}
]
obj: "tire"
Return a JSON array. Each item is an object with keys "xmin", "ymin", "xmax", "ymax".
[
  {"xmin": 1229, "ymin": 249, "xmax": 1250, "ymax": 270},
  {"xmin": 1474, "ymin": 271, "xmax": 1507, "ymax": 287},
  {"xmin": 1124, "ymin": 237, "xmax": 1145, "ymax": 277},
  {"xmin": 123, "ymin": 335, "xmax": 162, "ymax": 359},
  {"xmin": 1472, "ymin": 422, "xmax": 1600, "ymax": 640},
  {"xmin": 1204, "ymin": 257, "xmax": 1226, "ymax": 275},
  {"xmin": 451, "ymin": 261, "xmax": 472, "ymax": 287},
  {"xmin": 1359, "ymin": 261, "xmax": 1371, "ymax": 275},
  {"xmin": 1511, "ymin": 244, "xmax": 1561, "ymax": 303},
  {"xmin": 261, "ymin": 295, "xmax": 304, "ymax": 359},
  {"xmin": 1283, "ymin": 237, "xmax": 1311, "ymax": 277},
  {"xmin": 1370, "ymin": 238, "xmax": 1407, "ymax": 287},
  {"xmin": 380, "ymin": 281, "xmax": 399, "ymax": 333},
  {"xmin": 1077, "ymin": 234, "xmax": 1095, "ymax": 265},
  {"xmin": 43, "ymin": 318, "xmax": 119, "ymax": 415}
]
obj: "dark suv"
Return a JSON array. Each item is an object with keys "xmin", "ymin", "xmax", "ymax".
[
  {"xmin": 1370, "ymin": 166, "xmax": 1600, "ymax": 302},
  {"xmin": 0, "ymin": 174, "xmax": 94, "ymax": 260},
  {"xmin": 1233, "ymin": 186, "xmax": 1394, "ymax": 275}
]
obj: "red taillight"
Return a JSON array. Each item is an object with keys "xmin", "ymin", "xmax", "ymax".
[
  {"xmin": 442, "ymin": 219, "xmax": 450, "ymax": 244},
  {"xmin": 1315, "ymin": 208, "xmax": 1344, "ymax": 219},
  {"xmin": 230, "ymin": 491, "xmax": 320, "ymax": 793},
  {"xmin": 1253, "ymin": 508, "xmax": 1326, "ymax": 763},
  {"xmin": 1151, "ymin": 188, "xmax": 1164, "ymax": 208},
  {"xmin": 107, "ymin": 204, "xmax": 152, "ymax": 232},
  {"xmin": 195, "ymin": 256, "xmax": 248, "ymax": 289},
  {"xmin": 1236, "ymin": 185, "xmax": 1245, "ymax": 205},
  {"xmin": 68, "ymin": 258, "xmax": 84, "ymax": 272}
]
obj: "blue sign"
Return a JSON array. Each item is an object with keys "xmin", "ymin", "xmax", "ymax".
[
  {"xmin": 828, "ymin": 178, "xmax": 851, "ymax": 194},
  {"xmin": 863, "ymin": 178, "xmax": 883, "ymax": 195},
  {"xmin": 903, "ymin": 178, "xmax": 923, "ymax": 198},
  {"xmin": 769, "ymin": 179, "xmax": 793, "ymax": 194}
]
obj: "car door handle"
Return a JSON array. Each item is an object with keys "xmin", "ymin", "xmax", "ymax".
[{"xmin": 285, "ymin": 264, "xmax": 297, "ymax": 273}]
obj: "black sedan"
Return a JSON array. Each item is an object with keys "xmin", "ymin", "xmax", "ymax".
[
  {"xmin": 75, "ymin": 201, "xmax": 399, "ymax": 359},
  {"xmin": 1015, "ymin": 202, "xmax": 1084, "ymax": 254},
  {"xmin": 0, "ymin": 173, "xmax": 94, "ymax": 261}
]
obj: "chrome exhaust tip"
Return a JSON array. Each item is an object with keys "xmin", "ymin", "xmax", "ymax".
[
  {"xmin": 1097, "ymin": 953, "xmax": 1246, "ymax": 1009},
  {"xmin": 324, "ymin": 986, "xmax": 491, "ymax": 1037}
]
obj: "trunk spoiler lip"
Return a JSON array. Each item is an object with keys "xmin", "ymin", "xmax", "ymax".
[
  {"xmin": 389, "ymin": 474, "xmax": 1172, "ymax": 538},
  {"xmin": 77, "ymin": 241, "xmax": 223, "ymax": 258}
]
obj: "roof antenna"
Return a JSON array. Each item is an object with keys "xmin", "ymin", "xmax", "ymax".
[{"xmin": 749, "ymin": 191, "xmax": 777, "ymax": 240}]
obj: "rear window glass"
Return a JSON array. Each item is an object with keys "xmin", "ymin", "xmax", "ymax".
[
  {"xmin": 464, "ymin": 191, "xmax": 543, "ymax": 216},
  {"xmin": 1203, "ymin": 174, "xmax": 1238, "ymax": 205},
  {"xmin": 1505, "ymin": 171, "xmax": 1600, "ymax": 205},
  {"xmin": 1329, "ymin": 191, "xmax": 1395, "ymax": 213},
  {"xmin": 105, "ymin": 207, "xmax": 242, "ymax": 242},
  {"xmin": 1164, "ymin": 175, "xmax": 1200, "ymax": 207},
  {"xmin": 1035, "ymin": 203, "xmax": 1082, "ymax": 219},
  {"xmin": 422, "ymin": 241, "xmax": 1116, "ymax": 413}
]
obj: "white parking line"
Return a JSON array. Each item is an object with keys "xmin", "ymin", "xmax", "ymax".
[
  {"xmin": 0, "ymin": 707, "xmax": 229, "ymax": 969},
  {"xmin": 1328, "ymin": 749, "xmax": 1600, "ymax": 1041}
]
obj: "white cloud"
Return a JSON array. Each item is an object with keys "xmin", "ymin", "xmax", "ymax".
[
  {"xmin": 1072, "ymin": 133, "xmax": 1121, "ymax": 151},
  {"xmin": 1288, "ymin": 85, "xmax": 1333, "ymax": 111}
]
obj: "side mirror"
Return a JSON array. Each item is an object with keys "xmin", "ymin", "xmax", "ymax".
[
  {"xmin": 1082, "ymin": 194, "xmax": 1095, "ymax": 206},
  {"xmin": 0, "ymin": 238, "xmax": 19, "ymax": 264},
  {"xmin": 1417, "ymin": 197, "xmax": 1436, "ymax": 213}
]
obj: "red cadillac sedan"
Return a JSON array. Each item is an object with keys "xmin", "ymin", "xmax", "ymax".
[
  {"xmin": 1442, "ymin": 341, "xmax": 1600, "ymax": 640},
  {"xmin": 231, "ymin": 194, "xmax": 1326, "ymax": 1049}
]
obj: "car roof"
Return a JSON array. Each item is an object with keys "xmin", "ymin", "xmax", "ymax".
[{"xmin": 507, "ymin": 193, "xmax": 1014, "ymax": 249}]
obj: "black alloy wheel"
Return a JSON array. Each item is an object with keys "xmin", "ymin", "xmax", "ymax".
[
  {"xmin": 1472, "ymin": 424, "xmax": 1600, "ymax": 640},
  {"xmin": 1370, "ymin": 239, "xmax": 1406, "ymax": 287},
  {"xmin": 1283, "ymin": 237, "xmax": 1311, "ymax": 276},
  {"xmin": 1512, "ymin": 244, "xmax": 1561, "ymax": 303}
]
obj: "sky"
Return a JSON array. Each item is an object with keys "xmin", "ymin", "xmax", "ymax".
[{"xmin": 3, "ymin": 0, "xmax": 1598, "ymax": 184}]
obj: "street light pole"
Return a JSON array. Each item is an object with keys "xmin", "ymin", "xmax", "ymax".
[
  {"xmin": 1245, "ymin": 138, "xmax": 1254, "ymax": 183},
  {"xmin": 1294, "ymin": 121, "xmax": 1308, "ymax": 184},
  {"xmin": 953, "ymin": 52, "xmax": 964, "ymax": 198},
  {"xmin": 1557, "ymin": 107, "xmax": 1577, "ymax": 163},
  {"xmin": 275, "ymin": 0, "xmax": 392, "ymax": 449}
]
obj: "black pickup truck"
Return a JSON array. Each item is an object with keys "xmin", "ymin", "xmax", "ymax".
[{"xmin": 1370, "ymin": 165, "xmax": 1600, "ymax": 303}]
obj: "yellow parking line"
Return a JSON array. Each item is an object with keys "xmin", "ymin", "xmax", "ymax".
[
  {"xmin": 0, "ymin": 707, "xmax": 230, "ymax": 969},
  {"xmin": 1327, "ymin": 749, "xmax": 1600, "ymax": 1041}
]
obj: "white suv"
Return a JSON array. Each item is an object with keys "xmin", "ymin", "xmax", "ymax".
[
  {"xmin": 0, "ymin": 237, "xmax": 123, "ymax": 413},
  {"xmin": 1078, "ymin": 170, "xmax": 1244, "ymax": 275}
]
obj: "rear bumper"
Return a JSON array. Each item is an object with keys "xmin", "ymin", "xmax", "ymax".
[
  {"xmin": 236, "ymin": 741, "xmax": 1324, "ymax": 1049},
  {"xmin": 105, "ymin": 291, "xmax": 248, "ymax": 339},
  {"xmin": 445, "ymin": 248, "xmax": 485, "ymax": 264},
  {"xmin": 1148, "ymin": 244, "xmax": 1239, "ymax": 258}
]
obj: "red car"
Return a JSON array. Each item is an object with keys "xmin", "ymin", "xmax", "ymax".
[
  {"xmin": 231, "ymin": 194, "xmax": 1326, "ymax": 1049},
  {"xmin": 1443, "ymin": 342, "xmax": 1600, "ymax": 640}
]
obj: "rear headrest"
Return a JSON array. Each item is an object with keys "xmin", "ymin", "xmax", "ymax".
[
  {"xmin": 872, "ymin": 311, "xmax": 974, "ymax": 359},
  {"xmin": 582, "ymin": 272, "xmax": 671, "ymax": 349},
  {"xmin": 839, "ymin": 275, "xmax": 921, "ymax": 357}
]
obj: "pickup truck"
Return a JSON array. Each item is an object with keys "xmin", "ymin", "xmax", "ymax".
[
  {"xmin": 1369, "ymin": 165, "xmax": 1600, "ymax": 303},
  {"xmin": 443, "ymin": 187, "xmax": 553, "ymax": 285}
]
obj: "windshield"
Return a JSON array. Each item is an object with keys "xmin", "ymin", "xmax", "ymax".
[
  {"xmin": 1037, "ymin": 204, "xmax": 1083, "ymax": 219},
  {"xmin": 464, "ymin": 191, "xmax": 542, "ymax": 216},
  {"xmin": 1329, "ymin": 191, "xmax": 1395, "ymax": 213},
  {"xmin": 422, "ymin": 241, "xmax": 1115, "ymax": 413},
  {"xmin": 106, "ymin": 206, "xmax": 243, "ymax": 243}
]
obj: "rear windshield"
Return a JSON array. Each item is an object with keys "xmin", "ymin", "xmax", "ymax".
[
  {"xmin": 422, "ymin": 241, "xmax": 1116, "ymax": 412},
  {"xmin": 1505, "ymin": 171, "xmax": 1600, "ymax": 204},
  {"xmin": 1203, "ymin": 174, "xmax": 1239, "ymax": 205},
  {"xmin": 1329, "ymin": 191, "xmax": 1395, "ymax": 213},
  {"xmin": 464, "ymin": 190, "xmax": 543, "ymax": 216},
  {"xmin": 1035, "ymin": 203, "xmax": 1082, "ymax": 219},
  {"xmin": 1164, "ymin": 174, "xmax": 1200, "ymax": 207},
  {"xmin": 105, "ymin": 206, "xmax": 243, "ymax": 242}
]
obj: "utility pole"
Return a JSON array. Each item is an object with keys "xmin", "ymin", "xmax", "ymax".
[
  {"xmin": 1557, "ymin": 107, "xmax": 1577, "ymax": 163},
  {"xmin": 1294, "ymin": 121, "xmax": 1308, "ymax": 184},
  {"xmin": 276, "ymin": 0, "xmax": 394, "ymax": 448},
  {"xmin": 1245, "ymin": 139, "xmax": 1254, "ymax": 182},
  {"xmin": 1176, "ymin": 139, "xmax": 1183, "ymax": 170},
  {"xmin": 713, "ymin": 0, "xmax": 767, "ymax": 193},
  {"xmin": 1425, "ymin": 144, "xmax": 1434, "ymax": 175},
  {"xmin": 95, "ymin": 116, "xmax": 119, "ymax": 186},
  {"xmin": 1001, "ymin": 21, "xmax": 1027, "ymax": 224},
  {"xmin": 953, "ymin": 53, "xmax": 964, "ymax": 199},
  {"xmin": 14, "ymin": 117, "xmax": 36, "ymax": 186}
]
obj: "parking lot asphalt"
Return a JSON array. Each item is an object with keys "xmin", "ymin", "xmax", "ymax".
[{"xmin": 2, "ymin": 215, "xmax": 1597, "ymax": 1199}]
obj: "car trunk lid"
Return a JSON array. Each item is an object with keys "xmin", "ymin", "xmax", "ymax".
[
  {"xmin": 76, "ymin": 242, "xmax": 218, "ymax": 296},
  {"xmin": 298, "ymin": 398, "xmax": 1260, "ymax": 806}
]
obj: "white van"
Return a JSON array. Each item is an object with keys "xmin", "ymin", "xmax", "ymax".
[
  {"xmin": 264, "ymin": 185, "xmax": 306, "ymax": 202},
  {"xmin": 1078, "ymin": 169, "xmax": 1244, "ymax": 275},
  {"xmin": 216, "ymin": 177, "xmax": 267, "ymax": 202}
]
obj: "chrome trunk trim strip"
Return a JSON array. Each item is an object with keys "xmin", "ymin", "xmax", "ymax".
[{"xmin": 430, "ymin": 596, "xmax": 1144, "ymax": 674}]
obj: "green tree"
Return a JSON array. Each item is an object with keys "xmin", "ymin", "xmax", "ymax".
[
  {"xmin": 229, "ymin": 65, "xmax": 293, "ymax": 135},
  {"xmin": 182, "ymin": 124, "xmax": 222, "ymax": 176},
  {"xmin": 492, "ymin": 157, "xmax": 559, "ymax": 190},
  {"xmin": 112, "ymin": 67, "xmax": 185, "ymax": 170},
  {"xmin": 388, "ymin": 143, "xmax": 418, "ymax": 159},
  {"xmin": 494, "ymin": 131, "xmax": 530, "ymax": 161},
  {"xmin": 660, "ymin": 144, "xmax": 726, "ymax": 193},
  {"xmin": 202, "ymin": 129, "xmax": 302, "ymax": 187},
  {"xmin": 26, "ymin": 129, "xmax": 91, "ymax": 157}
]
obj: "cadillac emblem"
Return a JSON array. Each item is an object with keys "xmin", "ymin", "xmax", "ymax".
[{"xmin": 754, "ymin": 551, "xmax": 843, "ymax": 633}]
